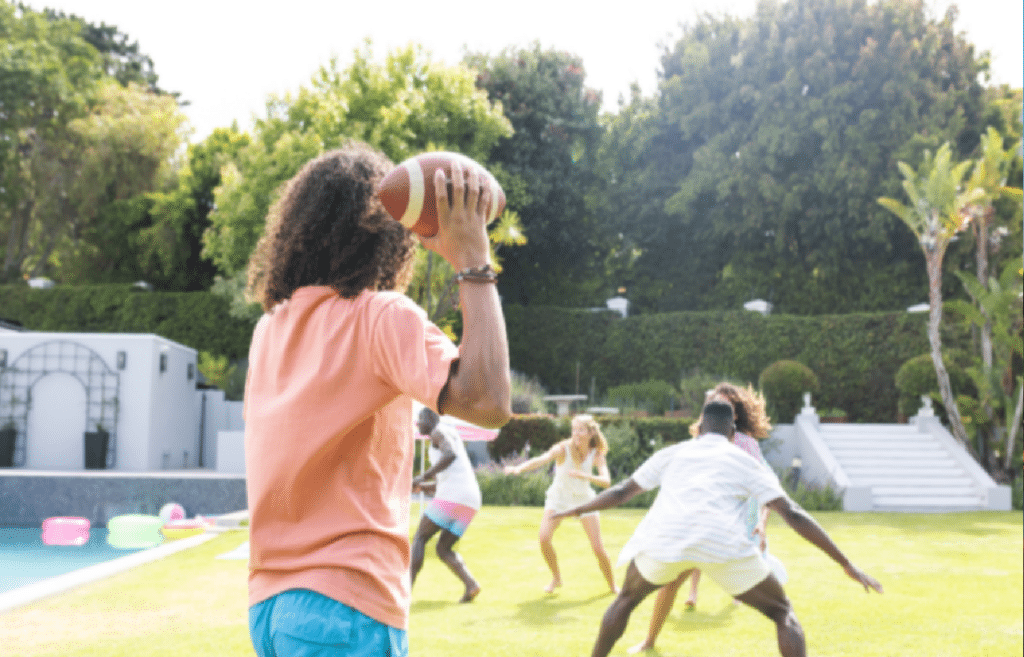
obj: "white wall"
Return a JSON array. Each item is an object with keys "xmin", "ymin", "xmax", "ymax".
[{"xmin": 0, "ymin": 333, "xmax": 198, "ymax": 472}]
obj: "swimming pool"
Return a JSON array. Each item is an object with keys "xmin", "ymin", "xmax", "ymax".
[{"xmin": 0, "ymin": 527, "xmax": 145, "ymax": 594}]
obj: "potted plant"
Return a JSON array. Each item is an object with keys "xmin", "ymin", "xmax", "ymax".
[
  {"xmin": 84, "ymin": 423, "xmax": 110, "ymax": 469},
  {"xmin": 0, "ymin": 421, "xmax": 16, "ymax": 467},
  {"xmin": 821, "ymin": 408, "xmax": 848, "ymax": 423}
]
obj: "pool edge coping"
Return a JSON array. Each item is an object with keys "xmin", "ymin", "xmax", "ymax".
[{"xmin": 0, "ymin": 532, "xmax": 218, "ymax": 614}]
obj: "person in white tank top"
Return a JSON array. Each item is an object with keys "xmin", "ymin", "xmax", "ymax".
[
  {"xmin": 411, "ymin": 407, "xmax": 482, "ymax": 603},
  {"xmin": 504, "ymin": 414, "xmax": 618, "ymax": 594}
]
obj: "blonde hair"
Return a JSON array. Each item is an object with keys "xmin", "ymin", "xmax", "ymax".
[
  {"xmin": 569, "ymin": 414, "xmax": 608, "ymax": 456},
  {"xmin": 690, "ymin": 382, "xmax": 773, "ymax": 439}
]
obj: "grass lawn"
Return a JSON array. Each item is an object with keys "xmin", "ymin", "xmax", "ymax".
[{"xmin": 1, "ymin": 508, "xmax": 1020, "ymax": 656}]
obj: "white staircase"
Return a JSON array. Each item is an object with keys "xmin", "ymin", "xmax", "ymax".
[{"xmin": 818, "ymin": 424, "xmax": 987, "ymax": 512}]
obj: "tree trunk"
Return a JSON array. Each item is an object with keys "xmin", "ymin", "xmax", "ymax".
[
  {"xmin": 1004, "ymin": 381, "xmax": 1023, "ymax": 472},
  {"xmin": 926, "ymin": 250, "xmax": 973, "ymax": 453}
]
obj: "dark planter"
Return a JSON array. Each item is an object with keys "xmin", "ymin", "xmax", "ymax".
[
  {"xmin": 0, "ymin": 427, "xmax": 15, "ymax": 467},
  {"xmin": 84, "ymin": 430, "xmax": 109, "ymax": 469}
]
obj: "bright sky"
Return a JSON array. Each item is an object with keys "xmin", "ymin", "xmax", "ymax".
[{"xmin": 38, "ymin": 0, "xmax": 1024, "ymax": 142}]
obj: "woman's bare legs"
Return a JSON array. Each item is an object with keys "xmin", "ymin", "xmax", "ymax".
[
  {"xmin": 538, "ymin": 510, "xmax": 563, "ymax": 592},
  {"xmin": 580, "ymin": 513, "xmax": 618, "ymax": 594},
  {"xmin": 627, "ymin": 569, "xmax": 694, "ymax": 653}
]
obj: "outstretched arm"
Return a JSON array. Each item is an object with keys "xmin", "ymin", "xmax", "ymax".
[
  {"xmin": 553, "ymin": 478, "xmax": 645, "ymax": 519},
  {"xmin": 505, "ymin": 443, "xmax": 562, "ymax": 475},
  {"xmin": 766, "ymin": 496, "xmax": 883, "ymax": 593}
]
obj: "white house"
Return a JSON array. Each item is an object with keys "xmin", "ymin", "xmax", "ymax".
[{"xmin": 0, "ymin": 332, "xmax": 216, "ymax": 471}]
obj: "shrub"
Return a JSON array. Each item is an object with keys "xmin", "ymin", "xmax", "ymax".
[
  {"xmin": 510, "ymin": 370, "xmax": 548, "ymax": 414},
  {"xmin": 631, "ymin": 417, "xmax": 694, "ymax": 445},
  {"xmin": 677, "ymin": 370, "xmax": 726, "ymax": 417},
  {"xmin": 477, "ymin": 465, "xmax": 550, "ymax": 506},
  {"xmin": 777, "ymin": 469, "xmax": 844, "ymax": 511},
  {"xmin": 894, "ymin": 353, "xmax": 973, "ymax": 420},
  {"xmin": 759, "ymin": 360, "xmax": 819, "ymax": 423},
  {"xmin": 606, "ymin": 379, "xmax": 679, "ymax": 416},
  {"xmin": 487, "ymin": 415, "xmax": 561, "ymax": 462}
]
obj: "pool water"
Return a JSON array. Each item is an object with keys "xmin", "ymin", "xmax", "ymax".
[{"xmin": 0, "ymin": 527, "xmax": 146, "ymax": 594}]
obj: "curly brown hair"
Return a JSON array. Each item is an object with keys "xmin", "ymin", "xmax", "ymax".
[
  {"xmin": 246, "ymin": 143, "xmax": 417, "ymax": 311},
  {"xmin": 689, "ymin": 382, "xmax": 773, "ymax": 439}
]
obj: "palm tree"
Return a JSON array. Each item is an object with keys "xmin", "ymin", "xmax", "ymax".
[{"xmin": 878, "ymin": 143, "xmax": 983, "ymax": 451}]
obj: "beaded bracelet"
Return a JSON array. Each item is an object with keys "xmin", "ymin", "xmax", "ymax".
[{"xmin": 456, "ymin": 264, "xmax": 498, "ymax": 284}]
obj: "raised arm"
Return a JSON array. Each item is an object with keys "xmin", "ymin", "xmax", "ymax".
[
  {"xmin": 505, "ymin": 443, "xmax": 563, "ymax": 476},
  {"xmin": 425, "ymin": 161, "xmax": 511, "ymax": 428},
  {"xmin": 766, "ymin": 496, "xmax": 883, "ymax": 593},
  {"xmin": 553, "ymin": 478, "xmax": 645, "ymax": 519}
]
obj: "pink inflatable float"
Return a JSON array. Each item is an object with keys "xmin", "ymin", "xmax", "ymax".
[{"xmin": 42, "ymin": 516, "xmax": 91, "ymax": 546}]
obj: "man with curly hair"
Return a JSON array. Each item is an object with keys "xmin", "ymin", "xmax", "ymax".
[{"xmin": 244, "ymin": 143, "xmax": 511, "ymax": 657}]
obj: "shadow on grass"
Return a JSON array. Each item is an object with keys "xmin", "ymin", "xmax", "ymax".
[
  {"xmin": 411, "ymin": 599, "xmax": 459, "ymax": 613},
  {"xmin": 514, "ymin": 591, "xmax": 611, "ymax": 625},
  {"xmin": 665, "ymin": 601, "xmax": 739, "ymax": 633}
]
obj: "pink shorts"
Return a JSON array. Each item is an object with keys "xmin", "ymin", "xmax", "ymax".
[{"xmin": 424, "ymin": 499, "xmax": 477, "ymax": 537}]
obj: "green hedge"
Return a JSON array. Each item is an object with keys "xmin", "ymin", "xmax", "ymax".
[
  {"xmin": 0, "ymin": 285, "xmax": 256, "ymax": 359},
  {"xmin": 505, "ymin": 306, "xmax": 969, "ymax": 423}
]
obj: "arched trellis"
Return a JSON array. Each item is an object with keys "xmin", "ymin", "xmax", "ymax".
[{"xmin": 0, "ymin": 340, "xmax": 120, "ymax": 468}]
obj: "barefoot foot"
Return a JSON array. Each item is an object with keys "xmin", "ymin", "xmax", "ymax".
[{"xmin": 460, "ymin": 586, "xmax": 481, "ymax": 603}]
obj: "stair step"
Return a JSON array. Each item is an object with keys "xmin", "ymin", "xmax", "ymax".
[
  {"xmin": 830, "ymin": 451, "xmax": 955, "ymax": 462},
  {"xmin": 872, "ymin": 486, "xmax": 981, "ymax": 496},
  {"xmin": 824, "ymin": 438, "xmax": 937, "ymax": 447},
  {"xmin": 849, "ymin": 477, "xmax": 975, "ymax": 487},
  {"xmin": 843, "ymin": 466, "xmax": 964, "ymax": 476},
  {"xmin": 873, "ymin": 494, "xmax": 985, "ymax": 506}
]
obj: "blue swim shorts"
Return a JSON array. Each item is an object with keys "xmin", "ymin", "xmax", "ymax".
[{"xmin": 249, "ymin": 589, "xmax": 408, "ymax": 657}]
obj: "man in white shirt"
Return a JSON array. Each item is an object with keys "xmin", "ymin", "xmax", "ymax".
[{"xmin": 554, "ymin": 399, "xmax": 882, "ymax": 657}]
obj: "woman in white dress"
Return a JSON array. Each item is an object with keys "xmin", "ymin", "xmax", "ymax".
[{"xmin": 505, "ymin": 414, "xmax": 618, "ymax": 594}]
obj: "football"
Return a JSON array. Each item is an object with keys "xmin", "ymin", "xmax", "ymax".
[{"xmin": 376, "ymin": 151, "xmax": 506, "ymax": 237}]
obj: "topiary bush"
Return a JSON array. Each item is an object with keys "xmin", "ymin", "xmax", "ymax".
[
  {"xmin": 606, "ymin": 379, "xmax": 679, "ymax": 416},
  {"xmin": 894, "ymin": 353, "xmax": 974, "ymax": 421},
  {"xmin": 759, "ymin": 360, "xmax": 819, "ymax": 423}
]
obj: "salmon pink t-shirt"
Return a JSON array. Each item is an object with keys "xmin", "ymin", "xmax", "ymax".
[{"xmin": 244, "ymin": 286, "xmax": 459, "ymax": 630}]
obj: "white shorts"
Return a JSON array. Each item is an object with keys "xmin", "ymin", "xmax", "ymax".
[
  {"xmin": 633, "ymin": 551, "xmax": 771, "ymax": 596},
  {"xmin": 544, "ymin": 484, "xmax": 598, "ymax": 518}
]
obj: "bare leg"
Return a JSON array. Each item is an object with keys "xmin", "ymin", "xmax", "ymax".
[
  {"xmin": 435, "ymin": 529, "xmax": 481, "ymax": 602},
  {"xmin": 538, "ymin": 510, "xmax": 563, "ymax": 592},
  {"xmin": 410, "ymin": 515, "xmax": 443, "ymax": 588},
  {"xmin": 735, "ymin": 575, "xmax": 805, "ymax": 657},
  {"xmin": 628, "ymin": 568, "xmax": 693, "ymax": 653},
  {"xmin": 591, "ymin": 561, "xmax": 662, "ymax": 657},
  {"xmin": 686, "ymin": 569, "xmax": 701, "ymax": 608},
  {"xmin": 580, "ymin": 513, "xmax": 618, "ymax": 594}
]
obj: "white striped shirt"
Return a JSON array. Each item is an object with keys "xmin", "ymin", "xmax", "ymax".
[{"xmin": 618, "ymin": 433, "xmax": 787, "ymax": 566}]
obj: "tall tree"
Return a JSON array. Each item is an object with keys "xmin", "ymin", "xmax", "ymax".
[
  {"xmin": 878, "ymin": 143, "xmax": 982, "ymax": 452},
  {"xmin": 23, "ymin": 79, "xmax": 189, "ymax": 281},
  {"xmin": 202, "ymin": 42, "xmax": 518, "ymax": 323},
  {"xmin": 947, "ymin": 127, "xmax": 1023, "ymax": 473},
  {"xmin": 1, "ymin": 3, "xmax": 102, "ymax": 280},
  {"xmin": 40, "ymin": 7, "xmax": 166, "ymax": 94},
  {"xmin": 597, "ymin": 0, "xmax": 992, "ymax": 314},
  {"xmin": 466, "ymin": 43, "xmax": 607, "ymax": 306}
]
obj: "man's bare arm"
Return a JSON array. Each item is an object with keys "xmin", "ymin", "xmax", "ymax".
[
  {"xmin": 767, "ymin": 496, "xmax": 883, "ymax": 593},
  {"xmin": 553, "ymin": 478, "xmax": 645, "ymax": 519}
]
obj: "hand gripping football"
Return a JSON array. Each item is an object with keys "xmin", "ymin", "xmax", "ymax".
[{"xmin": 376, "ymin": 151, "xmax": 506, "ymax": 237}]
